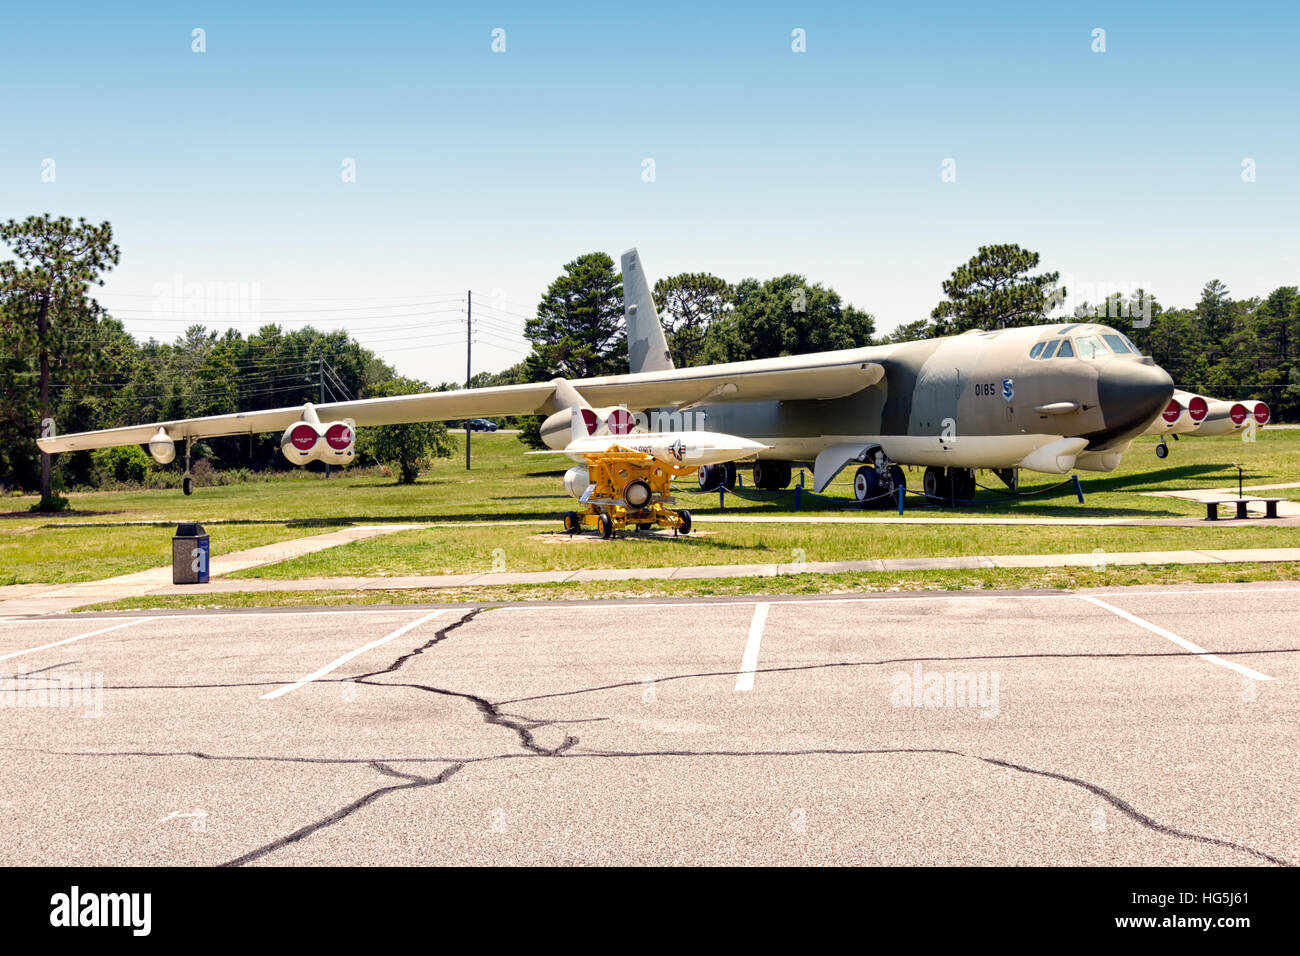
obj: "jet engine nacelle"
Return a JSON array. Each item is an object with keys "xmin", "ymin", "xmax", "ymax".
[
  {"xmin": 281, "ymin": 420, "xmax": 356, "ymax": 466},
  {"xmin": 147, "ymin": 428, "xmax": 176, "ymax": 464},
  {"xmin": 281, "ymin": 421, "xmax": 322, "ymax": 465},
  {"xmin": 563, "ymin": 465, "xmax": 590, "ymax": 499},
  {"xmin": 1244, "ymin": 400, "xmax": 1271, "ymax": 426},
  {"xmin": 540, "ymin": 405, "xmax": 637, "ymax": 450},
  {"xmin": 317, "ymin": 421, "xmax": 356, "ymax": 465}
]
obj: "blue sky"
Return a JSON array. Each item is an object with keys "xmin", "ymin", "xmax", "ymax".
[{"xmin": 2, "ymin": 1, "xmax": 1297, "ymax": 384}]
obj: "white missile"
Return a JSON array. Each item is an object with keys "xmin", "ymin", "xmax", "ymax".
[{"xmin": 564, "ymin": 430, "xmax": 770, "ymax": 467}]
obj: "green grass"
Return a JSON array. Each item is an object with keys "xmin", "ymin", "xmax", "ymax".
[
  {"xmin": 0, "ymin": 522, "xmax": 315, "ymax": 586},
  {"xmin": 80, "ymin": 561, "xmax": 1300, "ymax": 613},
  {"xmin": 4, "ymin": 430, "xmax": 1298, "ymax": 588},
  {"xmin": 225, "ymin": 521, "xmax": 1300, "ymax": 579}
]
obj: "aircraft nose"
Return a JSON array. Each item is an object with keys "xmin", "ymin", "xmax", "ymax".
[{"xmin": 1097, "ymin": 360, "xmax": 1175, "ymax": 436}]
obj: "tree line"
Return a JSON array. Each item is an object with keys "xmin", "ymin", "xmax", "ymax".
[{"xmin": 4, "ymin": 218, "xmax": 1296, "ymax": 506}]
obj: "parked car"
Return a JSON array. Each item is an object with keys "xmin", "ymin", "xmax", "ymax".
[{"xmin": 463, "ymin": 418, "xmax": 498, "ymax": 432}]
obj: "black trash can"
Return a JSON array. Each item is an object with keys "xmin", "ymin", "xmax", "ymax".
[{"xmin": 172, "ymin": 522, "xmax": 209, "ymax": 585}]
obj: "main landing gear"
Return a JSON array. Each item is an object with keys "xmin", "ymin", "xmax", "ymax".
[
  {"xmin": 852, "ymin": 452, "xmax": 906, "ymax": 508},
  {"xmin": 696, "ymin": 461, "xmax": 736, "ymax": 492},
  {"xmin": 182, "ymin": 439, "xmax": 194, "ymax": 496},
  {"xmin": 922, "ymin": 466, "xmax": 975, "ymax": 505},
  {"xmin": 751, "ymin": 459, "xmax": 792, "ymax": 491}
]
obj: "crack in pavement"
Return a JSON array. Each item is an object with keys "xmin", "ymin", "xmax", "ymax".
[
  {"xmin": 220, "ymin": 606, "xmax": 580, "ymax": 864},
  {"xmin": 24, "ymin": 606, "xmax": 1295, "ymax": 867},
  {"xmin": 497, "ymin": 647, "xmax": 1300, "ymax": 706},
  {"xmin": 219, "ymin": 760, "xmax": 464, "ymax": 867}
]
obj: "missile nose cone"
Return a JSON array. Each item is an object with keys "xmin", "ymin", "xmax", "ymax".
[{"xmin": 1098, "ymin": 360, "xmax": 1175, "ymax": 437}]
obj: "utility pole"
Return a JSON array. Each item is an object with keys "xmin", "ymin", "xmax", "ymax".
[
  {"xmin": 465, "ymin": 290, "xmax": 472, "ymax": 470},
  {"xmin": 319, "ymin": 355, "xmax": 330, "ymax": 478}
]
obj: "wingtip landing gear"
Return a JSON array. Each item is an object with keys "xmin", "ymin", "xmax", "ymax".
[
  {"xmin": 1155, "ymin": 438, "xmax": 1169, "ymax": 459},
  {"xmin": 181, "ymin": 440, "xmax": 195, "ymax": 495}
]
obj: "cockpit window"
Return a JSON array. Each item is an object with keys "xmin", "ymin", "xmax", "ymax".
[
  {"xmin": 1056, "ymin": 340, "xmax": 1074, "ymax": 358},
  {"xmin": 1040, "ymin": 340, "xmax": 1060, "ymax": 359},
  {"xmin": 1029, "ymin": 342, "xmax": 1044, "ymax": 359},
  {"xmin": 1102, "ymin": 334, "xmax": 1131, "ymax": 354},
  {"xmin": 1074, "ymin": 335, "xmax": 1109, "ymax": 359},
  {"xmin": 1120, "ymin": 333, "xmax": 1142, "ymax": 354}
]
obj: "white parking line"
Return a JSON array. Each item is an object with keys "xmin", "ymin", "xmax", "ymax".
[
  {"xmin": 1077, "ymin": 595, "xmax": 1275, "ymax": 682},
  {"xmin": 735, "ymin": 602, "xmax": 770, "ymax": 692},
  {"xmin": 259, "ymin": 610, "xmax": 445, "ymax": 700},
  {"xmin": 0, "ymin": 618, "xmax": 146, "ymax": 664}
]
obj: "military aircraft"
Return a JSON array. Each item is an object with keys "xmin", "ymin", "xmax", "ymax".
[{"xmin": 41, "ymin": 248, "xmax": 1214, "ymax": 508}]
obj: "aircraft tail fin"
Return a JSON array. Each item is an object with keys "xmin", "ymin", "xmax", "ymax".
[{"xmin": 621, "ymin": 248, "xmax": 674, "ymax": 374}]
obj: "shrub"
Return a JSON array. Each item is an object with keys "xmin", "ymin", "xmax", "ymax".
[{"xmin": 91, "ymin": 445, "xmax": 151, "ymax": 485}]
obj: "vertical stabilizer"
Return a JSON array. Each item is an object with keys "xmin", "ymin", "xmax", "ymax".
[{"xmin": 621, "ymin": 248, "xmax": 674, "ymax": 374}]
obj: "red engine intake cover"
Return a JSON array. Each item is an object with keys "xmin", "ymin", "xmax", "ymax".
[
  {"xmin": 324, "ymin": 422, "xmax": 354, "ymax": 450},
  {"xmin": 606, "ymin": 408, "xmax": 634, "ymax": 435},
  {"xmin": 1161, "ymin": 399, "xmax": 1182, "ymax": 424},
  {"xmin": 580, "ymin": 408, "xmax": 599, "ymax": 436},
  {"xmin": 289, "ymin": 423, "xmax": 319, "ymax": 450},
  {"xmin": 1230, "ymin": 403, "xmax": 1248, "ymax": 425},
  {"xmin": 1187, "ymin": 396, "xmax": 1208, "ymax": 423},
  {"xmin": 1253, "ymin": 403, "xmax": 1270, "ymax": 425}
]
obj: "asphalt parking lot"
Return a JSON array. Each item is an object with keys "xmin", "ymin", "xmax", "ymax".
[{"xmin": 1, "ymin": 583, "xmax": 1296, "ymax": 866}]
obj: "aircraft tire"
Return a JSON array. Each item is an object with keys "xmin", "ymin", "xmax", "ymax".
[
  {"xmin": 597, "ymin": 513, "xmax": 614, "ymax": 539},
  {"xmin": 853, "ymin": 465, "xmax": 880, "ymax": 504},
  {"xmin": 1155, "ymin": 443, "xmax": 1168, "ymax": 459},
  {"xmin": 720, "ymin": 462, "xmax": 737, "ymax": 490},
  {"xmin": 951, "ymin": 469, "xmax": 976, "ymax": 504},
  {"xmin": 697, "ymin": 465, "xmax": 721, "ymax": 492},
  {"xmin": 885, "ymin": 465, "xmax": 907, "ymax": 507},
  {"xmin": 923, "ymin": 466, "xmax": 952, "ymax": 504},
  {"xmin": 183, "ymin": 475, "xmax": 194, "ymax": 496}
]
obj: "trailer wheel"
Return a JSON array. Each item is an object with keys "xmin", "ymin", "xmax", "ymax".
[
  {"xmin": 597, "ymin": 513, "xmax": 614, "ymax": 539},
  {"xmin": 563, "ymin": 511, "xmax": 581, "ymax": 534},
  {"xmin": 677, "ymin": 509, "xmax": 692, "ymax": 535}
]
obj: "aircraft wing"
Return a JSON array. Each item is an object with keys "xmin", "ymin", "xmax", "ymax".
[{"xmin": 36, "ymin": 350, "xmax": 886, "ymax": 454}]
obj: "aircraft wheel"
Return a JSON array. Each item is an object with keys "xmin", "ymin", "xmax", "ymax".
[
  {"xmin": 563, "ymin": 511, "xmax": 581, "ymax": 534},
  {"xmin": 951, "ymin": 469, "xmax": 976, "ymax": 504},
  {"xmin": 853, "ymin": 465, "xmax": 880, "ymax": 504},
  {"xmin": 720, "ymin": 462, "xmax": 737, "ymax": 490},
  {"xmin": 887, "ymin": 464, "xmax": 906, "ymax": 497},
  {"xmin": 183, "ymin": 475, "xmax": 194, "ymax": 496},
  {"xmin": 1155, "ymin": 442, "xmax": 1168, "ymax": 459},
  {"xmin": 923, "ymin": 466, "xmax": 952, "ymax": 504},
  {"xmin": 677, "ymin": 510, "xmax": 692, "ymax": 535},
  {"xmin": 597, "ymin": 513, "xmax": 614, "ymax": 539},
  {"xmin": 697, "ymin": 465, "xmax": 721, "ymax": 492},
  {"xmin": 754, "ymin": 460, "xmax": 792, "ymax": 491}
]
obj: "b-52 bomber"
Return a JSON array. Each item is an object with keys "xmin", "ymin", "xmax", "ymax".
[{"xmin": 40, "ymin": 249, "xmax": 1259, "ymax": 512}]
